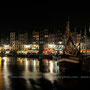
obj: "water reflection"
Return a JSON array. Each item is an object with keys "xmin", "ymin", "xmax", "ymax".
[
  {"xmin": 3, "ymin": 57, "xmax": 11, "ymax": 90},
  {"xmin": 40, "ymin": 59, "xmax": 59, "ymax": 73},
  {"xmin": 0, "ymin": 57, "xmax": 59, "ymax": 90},
  {"xmin": 0, "ymin": 57, "xmax": 3, "ymax": 90},
  {"xmin": 0, "ymin": 57, "xmax": 89, "ymax": 89}
]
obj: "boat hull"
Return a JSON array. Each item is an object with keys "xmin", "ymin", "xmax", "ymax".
[{"xmin": 58, "ymin": 55, "xmax": 81, "ymax": 74}]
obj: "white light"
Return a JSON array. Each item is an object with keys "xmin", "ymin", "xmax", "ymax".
[
  {"xmin": 49, "ymin": 61, "xmax": 53, "ymax": 73},
  {"xmin": 24, "ymin": 45, "xmax": 30, "ymax": 48},
  {"xmin": 4, "ymin": 45, "xmax": 10, "ymax": 49},
  {"xmin": 5, "ymin": 51, "xmax": 10, "ymax": 54},
  {"xmin": 3, "ymin": 57, "xmax": 7, "ymax": 65},
  {"xmin": 33, "ymin": 59, "xmax": 36, "ymax": 67},
  {"xmin": 89, "ymin": 27, "xmax": 90, "ymax": 32},
  {"xmin": 59, "ymin": 41, "xmax": 62, "ymax": 44},
  {"xmin": 4, "ymin": 45, "xmax": 9, "ymax": 48},
  {"xmin": 48, "ymin": 44, "xmax": 55, "ymax": 48}
]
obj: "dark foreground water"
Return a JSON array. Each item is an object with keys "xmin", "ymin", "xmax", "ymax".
[{"xmin": 0, "ymin": 57, "xmax": 90, "ymax": 90}]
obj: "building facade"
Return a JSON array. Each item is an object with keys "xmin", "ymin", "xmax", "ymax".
[
  {"xmin": 10, "ymin": 32, "xmax": 16, "ymax": 50},
  {"xmin": 10, "ymin": 32, "xmax": 28, "ymax": 51},
  {"xmin": 39, "ymin": 29, "xmax": 48, "ymax": 53}
]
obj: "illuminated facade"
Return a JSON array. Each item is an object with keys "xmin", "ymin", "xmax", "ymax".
[
  {"xmin": 4, "ymin": 29, "xmax": 89, "ymax": 55},
  {"xmin": 10, "ymin": 32, "xmax": 28, "ymax": 51},
  {"xmin": 48, "ymin": 34, "xmax": 56, "ymax": 44},
  {"xmin": 32, "ymin": 31, "xmax": 39, "ymax": 44},
  {"xmin": 77, "ymin": 34, "xmax": 81, "ymax": 43},
  {"xmin": 18, "ymin": 32, "xmax": 28, "ymax": 50},
  {"xmin": 39, "ymin": 29, "xmax": 48, "ymax": 53},
  {"xmin": 10, "ymin": 32, "xmax": 16, "ymax": 50},
  {"xmin": 43, "ymin": 30, "xmax": 64, "ymax": 54}
]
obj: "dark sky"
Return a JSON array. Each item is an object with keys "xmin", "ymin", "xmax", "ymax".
[{"xmin": 0, "ymin": 8, "xmax": 90, "ymax": 34}]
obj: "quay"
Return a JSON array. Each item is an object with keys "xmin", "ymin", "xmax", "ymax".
[{"xmin": 0, "ymin": 53, "xmax": 54, "ymax": 59}]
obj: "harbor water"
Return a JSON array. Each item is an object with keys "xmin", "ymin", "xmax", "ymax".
[{"xmin": 0, "ymin": 57, "xmax": 90, "ymax": 90}]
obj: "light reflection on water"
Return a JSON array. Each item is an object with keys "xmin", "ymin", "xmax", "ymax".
[
  {"xmin": 3, "ymin": 57, "xmax": 11, "ymax": 90},
  {"xmin": 0, "ymin": 57, "xmax": 59, "ymax": 90}
]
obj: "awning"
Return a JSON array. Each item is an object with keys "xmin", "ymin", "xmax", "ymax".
[
  {"xmin": 81, "ymin": 49, "xmax": 90, "ymax": 52},
  {"xmin": 43, "ymin": 50, "xmax": 47, "ymax": 52},
  {"xmin": 47, "ymin": 50, "xmax": 54, "ymax": 53},
  {"xmin": 26, "ymin": 50, "xmax": 31, "ymax": 52}
]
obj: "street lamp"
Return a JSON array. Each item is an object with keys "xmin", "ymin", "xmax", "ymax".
[{"xmin": 48, "ymin": 44, "xmax": 55, "ymax": 49}]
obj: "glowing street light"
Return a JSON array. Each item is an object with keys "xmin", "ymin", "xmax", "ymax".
[
  {"xmin": 24, "ymin": 45, "xmax": 30, "ymax": 49},
  {"xmin": 4, "ymin": 45, "xmax": 10, "ymax": 50},
  {"xmin": 48, "ymin": 44, "xmax": 55, "ymax": 49}
]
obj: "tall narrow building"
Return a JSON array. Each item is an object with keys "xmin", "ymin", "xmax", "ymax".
[
  {"xmin": 39, "ymin": 29, "xmax": 48, "ymax": 53},
  {"xmin": 10, "ymin": 32, "xmax": 16, "ymax": 50}
]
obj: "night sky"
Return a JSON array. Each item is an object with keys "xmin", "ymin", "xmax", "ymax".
[{"xmin": 0, "ymin": 8, "xmax": 90, "ymax": 35}]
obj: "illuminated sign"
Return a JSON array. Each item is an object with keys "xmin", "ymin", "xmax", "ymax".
[{"xmin": 55, "ymin": 45, "xmax": 65, "ymax": 50}]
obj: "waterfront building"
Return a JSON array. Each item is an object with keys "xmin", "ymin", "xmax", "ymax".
[
  {"xmin": 15, "ymin": 40, "xmax": 21, "ymax": 50},
  {"xmin": 32, "ymin": 31, "xmax": 39, "ymax": 44},
  {"xmin": 55, "ymin": 29, "xmax": 63, "ymax": 44},
  {"xmin": 48, "ymin": 33, "xmax": 56, "ymax": 44},
  {"xmin": 10, "ymin": 32, "xmax": 28, "ymax": 51},
  {"xmin": 18, "ymin": 32, "xmax": 28, "ymax": 50},
  {"xmin": 8, "ymin": 27, "xmax": 90, "ymax": 55},
  {"xmin": 71, "ymin": 32, "xmax": 77, "ymax": 45},
  {"xmin": 77, "ymin": 34, "xmax": 81, "ymax": 43},
  {"xmin": 44, "ymin": 30, "xmax": 64, "ymax": 54},
  {"xmin": 39, "ymin": 29, "xmax": 48, "ymax": 53},
  {"xmin": 10, "ymin": 32, "xmax": 16, "ymax": 50}
]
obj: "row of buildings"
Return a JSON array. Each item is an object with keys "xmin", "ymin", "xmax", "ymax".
[{"xmin": 0, "ymin": 29, "xmax": 89, "ymax": 54}]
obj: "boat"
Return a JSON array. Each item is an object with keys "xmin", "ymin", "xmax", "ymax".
[
  {"xmin": 39, "ymin": 54, "xmax": 53, "ymax": 60},
  {"xmin": 58, "ymin": 54, "xmax": 81, "ymax": 74},
  {"xmin": 58, "ymin": 21, "xmax": 81, "ymax": 74}
]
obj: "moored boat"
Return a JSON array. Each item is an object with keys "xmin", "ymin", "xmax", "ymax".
[
  {"xmin": 58, "ymin": 54, "xmax": 81, "ymax": 73},
  {"xmin": 58, "ymin": 21, "xmax": 82, "ymax": 74}
]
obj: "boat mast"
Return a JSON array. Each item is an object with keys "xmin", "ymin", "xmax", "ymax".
[
  {"xmin": 64, "ymin": 19, "xmax": 70, "ymax": 54},
  {"xmin": 85, "ymin": 26, "xmax": 87, "ymax": 55}
]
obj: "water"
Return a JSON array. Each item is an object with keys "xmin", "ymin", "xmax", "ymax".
[{"xmin": 0, "ymin": 57, "xmax": 90, "ymax": 90}]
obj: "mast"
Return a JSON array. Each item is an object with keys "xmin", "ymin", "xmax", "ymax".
[
  {"xmin": 74, "ymin": 27, "xmax": 77, "ymax": 34},
  {"xmin": 64, "ymin": 20, "xmax": 70, "ymax": 53},
  {"xmin": 85, "ymin": 26, "xmax": 87, "ymax": 55},
  {"xmin": 89, "ymin": 26, "xmax": 90, "ymax": 32}
]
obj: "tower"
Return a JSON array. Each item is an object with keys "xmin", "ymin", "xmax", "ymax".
[
  {"xmin": 10, "ymin": 32, "xmax": 16, "ymax": 50},
  {"xmin": 85, "ymin": 26, "xmax": 87, "ymax": 55}
]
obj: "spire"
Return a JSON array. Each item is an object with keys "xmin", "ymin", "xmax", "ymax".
[
  {"xmin": 68, "ymin": 16, "xmax": 70, "ymax": 22},
  {"xmin": 65, "ymin": 17, "xmax": 70, "ymax": 46},
  {"xmin": 80, "ymin": 29, "xmax": 81, "ymax": 36},
  {"xmin": 85, "ymin": 26, "xmax": 87, "ymax": 55},
  {"xmin": 89, "ymin": 26, "xmax": 90, "ymax": 32},
  {"xmin": 85, "ymin": 26, "xmax": 87, "ymax": 39},
  {"xmin": 66, "ymin": 17, "xmax": 70, "ymax": 32},
  {"xmin": 74, "ymin": 27, "xmax": 76, "ymax": 33}
]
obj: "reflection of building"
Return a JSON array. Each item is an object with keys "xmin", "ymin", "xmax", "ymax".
[
  {"xmin": 29, "ymin": 59, "xmax": 40, "ymax": 72},
  {"xmin": 39, "ymin": 59, "xmax": 59, "ymax": 73}
]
